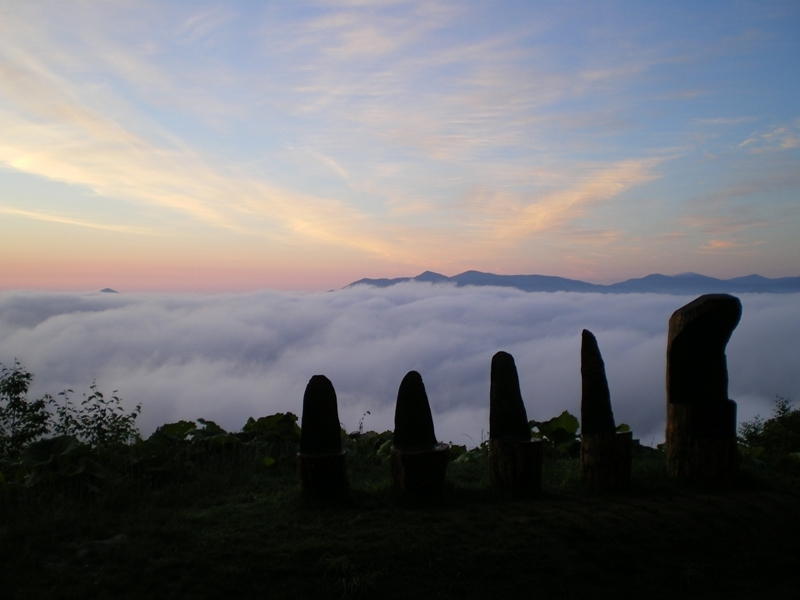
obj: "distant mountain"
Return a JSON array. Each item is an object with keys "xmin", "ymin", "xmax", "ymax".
[
  {"xmin": 345, "ymin": 271, "xmax": 800, "ymax": 295},
  {"xmin": 100, "ymin": 288, "xmax": 118, "ymax": 293}
]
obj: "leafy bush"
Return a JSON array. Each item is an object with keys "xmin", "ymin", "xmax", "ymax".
[
  {"xmin": 530, "ymin": 410, "xmax": 581, "ymax": 458},
  {"xmin": 16, "ymin": 435, "xmax": 106, "ymax": 490},
  {"xmin": 1, "ymin": 362, "xmax": 142, "ymax": 459},
  {"xmin": 53, "ymin": 383, "xmax": 142, "ymax": 447},
  {"xmin": 0, "ymin": 362, "xmax": 54, "ymax": 457},
  {"xmin": 739, "ymin": 396, "xmax": 800, "ymax": 461}
]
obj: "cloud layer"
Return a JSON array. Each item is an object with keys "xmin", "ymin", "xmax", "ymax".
[{"xmin": 1, "ymin": 286, "xmax": 796, "ymax": 447}]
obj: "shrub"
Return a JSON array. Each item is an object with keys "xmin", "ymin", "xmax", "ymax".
[
  {"xmin": 0, "ymin": 362, "xmax": 54, "ymax": 458},
  {"xmin": 1, "ymin": 362, "xmax": 142, "ymax": 460},
  {"xmin": 52, "ymin": 382, "xmax": 142, "ymax": 448},
  {"xmin": 739, "ymin": 396, "xmax": 800, "ymax": 459}
]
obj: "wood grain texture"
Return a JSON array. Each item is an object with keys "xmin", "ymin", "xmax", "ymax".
[{"xmin": 488, "ymin": 439, "xmax": 542, "ymax": 496}]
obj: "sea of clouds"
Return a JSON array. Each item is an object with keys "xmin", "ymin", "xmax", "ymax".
[{"xmin": 1, "ymin": 284, "xmax": 797, "ymax": 448}]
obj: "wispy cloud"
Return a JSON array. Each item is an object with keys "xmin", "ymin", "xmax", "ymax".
[
  {"xmin": 681, "ymin": 214, "xmax": 775, "ymax": 236},
  {"xmin": 0, "ymin": 1, "xmax": 797, "ymax": 284},
  {"xmin": 0, "ymin": 3, "xmax": 676, "ymax": 268},
  {"xmin": 0, "ymin": 207, "xmax": 159, "ymax": 235},
  {"xmin": 738, "ymin": 119, "xmax": 800, "ymax": 153},
  {"xmin": 461, "ymin": 158, "xmax": 663, "ymax": 241},
  {"xmin": 695, "ymin": 116, "xmax": 758, "ymax": 125},
  {"xmin": 699, "ymin": 238, "xmax": 766, "ymax": 253}
]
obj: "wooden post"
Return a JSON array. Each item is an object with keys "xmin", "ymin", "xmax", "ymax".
[
  {"xmin": 390, "ymin": 444, "xmax": 450, "ymax": 494},
  {"xmin": 297, "ymin": 450, "xmax": 348, "ymax": 498},
  {"xmin": 390, "ymin": 371, "xmax": 449, "ymax": 494},
  {"xmin": 297, "ymin": 375, "xmax": 348, "ymax": 498},
  {"xmin": 665, "ymin": 295, "xmax": 741, "ymax": 489},
  {"xmin": 488, "ymin": 351, "xmax": 542, "ymax": 495},
  {"xmin": 579, "ymin": 330, "xmax": 632, "ymax": 491},
  {"xmin": 666, "ymin": 400, "xmax": 739, "ymax": 488},
  {"xmin": 488, "ymin": 439, "xmax": 542, "ymax": 495},
  {"xmin": 581, "ymin": 431, "xmax": 632, "ymax": 491}
]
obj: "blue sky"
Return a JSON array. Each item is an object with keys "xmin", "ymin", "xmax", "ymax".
[{"xmin": 1, "ymin": 1, "xmax": 798, "ymax": 291}]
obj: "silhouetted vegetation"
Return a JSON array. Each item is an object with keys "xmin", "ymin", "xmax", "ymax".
[
  {"xmin": 739, "ymin": 396, "xmax": 800, "ymax": 466},
  {"xmin": 2, "ymin": 363, "xmax": 799, "ymax": 599}
]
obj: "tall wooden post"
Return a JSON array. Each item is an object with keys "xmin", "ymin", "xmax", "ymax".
[
  {"xmin": 390, "ymin": 371, "xmax": 449, "ymax": 494},
  {"xmin": 666, "ymin": 294, "xmax": 741, "ymax": 489},
  {"xmin": 580, "ymin": 330, "xmax": 631, "ymax": 491},
  {"xmin": 297, "ymin": 375, "xmax": 348, "ymax": 498},
  {"xmin": 488, "ymin": 351, "xmax": 542, "ymax": 495}
]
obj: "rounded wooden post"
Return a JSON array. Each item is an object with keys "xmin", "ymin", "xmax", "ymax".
[
  {"xmin": 488, "ymin": 352, "xmax": 541, "ymax": 495},
  {"xmin": 297, "ymin": 375, "xmax": 348, "ymax": 499},
  {"xmin": 391, "ymin": 371, "xmax": 450, "ymax": 494},
  {"xmin": 579, "ymin": 330, "xmax": 632, "ymax": 491}
]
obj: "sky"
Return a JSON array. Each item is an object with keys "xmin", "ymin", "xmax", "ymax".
[
  {"xmin": 1, "ymin": 287, "xmax": 797, "ymax": 447},
  {"xmin": 1, "ymin": 1, "xmax": 799, "ymax": 292}
]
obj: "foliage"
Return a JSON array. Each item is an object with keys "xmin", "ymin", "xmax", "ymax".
[
  {"xmin": 530, "ymin": 410, "xmax": 581, "ymax": 458},
  {"xmin": 1, "ymin": 362, "xmax": 142, "ymax": 463},
  {"xmin": 451, "ymin": 439, "xmax": 488, "ymax": 464},
  {"xmin": 0, "ymin": 363, "xmax": 141, "ymax": 489},
  {"xmin": 53, "ymin": 382, "xmax": 142, "ymax": 447},
  {"xmin": 739, "ymin": 396, "xmax": 800, "ymax": 462},
  {"xmin": 0, "ymin": 362, "xmax": 54, "ymax": 457},
  {"xmin": 344, "ymin": 429, "xmax": 393, "ymax": 463}
]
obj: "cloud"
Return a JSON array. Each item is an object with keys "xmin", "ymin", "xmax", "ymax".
[
  {"xmin": 694, "ymin": 116, "xmax": 758, "ymax": 126},
  {"xmin": 1, "ymin": 286, "xmax": 796, "ymax": 448},
  {"xmin": 738, "ymin": 119, "xmax": 800, "ymax": 153},
  {"xmin": 462, "ymin": 158, "xmax": 663, "ymax": 241},
  {"xmin": 0, "ymin": 206, "xmax": 160, "ymax": 236},
  {"xmin": 0, "ymin": 2, "xmax": 796, "ymax": 280},
  {"xmin": 0, "ymin": 9, "xmax": 665, "ymax": 267}
]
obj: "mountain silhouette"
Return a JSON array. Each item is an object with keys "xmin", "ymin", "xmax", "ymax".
[{"xmin": 345, "ymin": 271, "xmax": 800, "ymax": 295}]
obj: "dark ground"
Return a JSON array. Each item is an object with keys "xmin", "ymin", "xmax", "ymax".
[{"xmin": 2, "ymin": 453, "xmax": 799, "ymax": 600}]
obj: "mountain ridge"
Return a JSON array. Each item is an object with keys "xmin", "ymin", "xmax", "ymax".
[{"xmin": 345, "ymin": 271, "xmax": 800, "ymax": 295}]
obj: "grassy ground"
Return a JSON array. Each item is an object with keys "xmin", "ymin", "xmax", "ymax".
[{"xmin": 2, "ymin": 449, "xmax": 799, "ymax": 600}]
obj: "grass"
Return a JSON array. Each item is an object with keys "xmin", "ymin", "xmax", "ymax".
[{"xmin": 3, "ymin": 447, "xmax": 800, "ymax": 600}]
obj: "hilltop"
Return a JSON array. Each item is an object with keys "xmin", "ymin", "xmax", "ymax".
[{"xmin": 346, "ymin": 271, "xmax": 800, "ymax": 295}]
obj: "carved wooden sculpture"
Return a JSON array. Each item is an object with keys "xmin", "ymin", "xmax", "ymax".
[
  {"xmin": 666, "ymin": 294, "xmax": 741, "ymax": 488},
  {"xmin": 488, "ymin": 351, "xmax": 542, "ymax": 495},
  {"xmin": 580, "ymin": 330, "xmax": 631, "ymax": 491},
  {"xmin": 390, "ymin": 371, "xmax": 449, "ymax": 494},
  {"xmin": 297, "ymin": 375, "xmax": 348, "ymax": 498}
]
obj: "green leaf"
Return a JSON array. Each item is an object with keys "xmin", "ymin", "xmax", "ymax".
[
  {"xmin": 192, "ymin": 419, "xmax": 227, "ymax": 437},
  {"xmin": 549, "ymin": 411, "xmax": 580, "ymax": 436},
  {"xmin": 153, "ymin": 421, "xmax": 196, "ymax": 440},
  {"xmin": 616, "ymin": 423, "xmax": 631, "ymax": 433},
  {"xmin": 243, "ymin": 413, "xmax": 301, "ymax": 442},
  {"xmin": 260, "ymin": 456, "xmax": 276, "ymax": 467},
  {"xmin": 206, "ymin": 433, "xmax": 240, "ymax": 446},
  {"xmin": 20, "ymin": 435, "xmax": 80, "ymax": 466},
  {"xmin": 377, "ymin": 438, "xmax": 393, "ymax": 459}
]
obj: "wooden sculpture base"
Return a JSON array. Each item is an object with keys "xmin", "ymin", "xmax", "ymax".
[
  {"xmin": 390, "ymin": 444, "xmax": 450, "ymax": 494},
  {"xmin": 297, "ymin": 450, "xmax": 348, "ymax": 498},
  {"xmin": 666, "ymin": 402, "xmax": 739, "ymax": 489},
  {"xmin": 488, "ymin": 439, "xmax": 542, "ymax": 496},
  {"xmin": 580, "ymin": 431, "xmax": 632, "ymax": 491}
]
